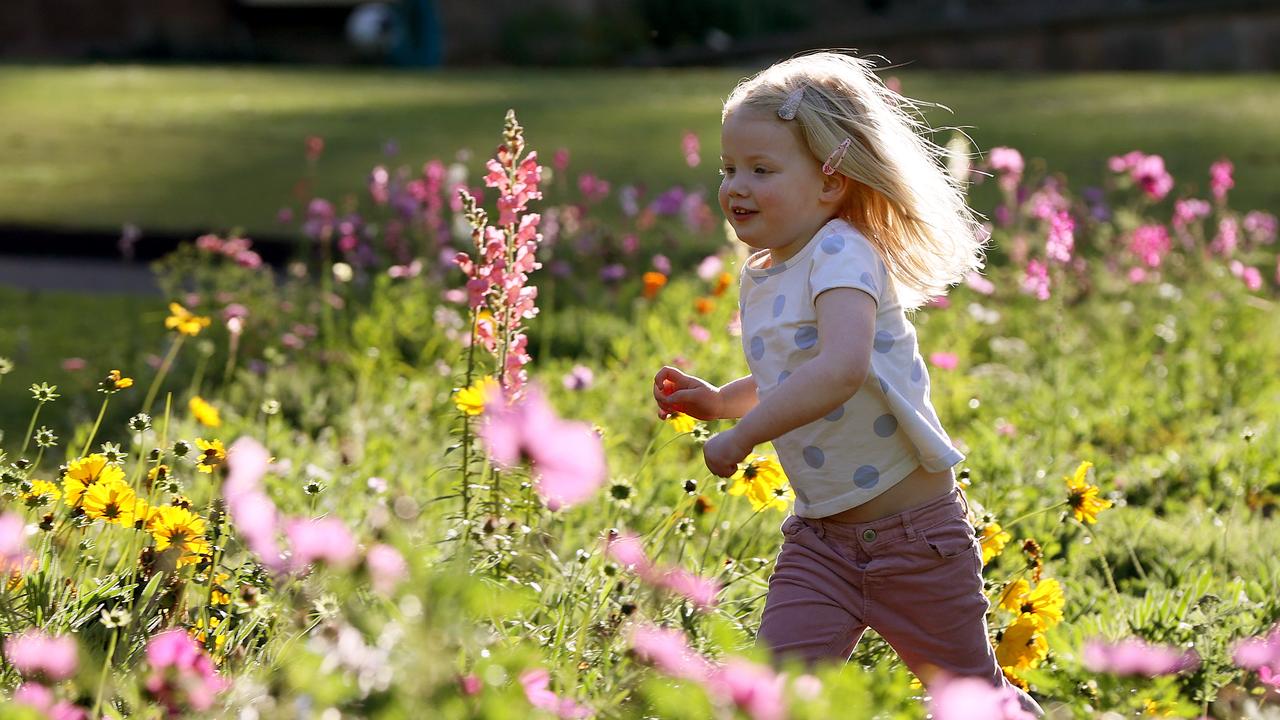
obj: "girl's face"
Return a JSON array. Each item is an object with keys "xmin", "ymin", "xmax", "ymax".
[{"xmin": 718, "ymin": 107, "xmax": 844, "ymax": 263}]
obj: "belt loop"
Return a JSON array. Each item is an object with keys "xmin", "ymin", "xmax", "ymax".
[
  {"xmin": 902, "ymin": 509, "xmax": 917, "ymax": 542},
  {"xmin": 957, "ymin": 485, "xmax": 971, "ymax": 517}
]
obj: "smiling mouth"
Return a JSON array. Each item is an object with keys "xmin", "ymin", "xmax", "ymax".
[{"xmin": 732, "ymin": 209, "xmax": 758, "ymax": 219}]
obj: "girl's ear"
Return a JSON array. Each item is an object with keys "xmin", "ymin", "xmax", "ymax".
[{"xmin": 820, "ymin": 172, "xmax": 849, "ymax": 205}]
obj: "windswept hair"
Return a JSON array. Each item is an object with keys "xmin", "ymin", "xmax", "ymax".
[{"xmin": 723, "ymin": 51, "xmax": 987, "ymax": 312}]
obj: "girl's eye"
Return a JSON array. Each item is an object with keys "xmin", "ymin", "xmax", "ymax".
[
  {"xmin": 754, "ymin": 167, "xmax": 768, "ymax": 174},
  {"xmin": 719, "ymin": 168, "xmax": 734, "ymax": 176}
]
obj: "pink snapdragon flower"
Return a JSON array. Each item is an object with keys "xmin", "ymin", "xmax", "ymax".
[
  {"xmin": 1046, "ymin": 211, "xmax": 1074, "ymax": 264},
  {"xmin": 481, "ymin": 385, "xmax": 606, "ymax": 510},
  {"xmin": 1021, "ymin": 259, "xmax": 1050, "ymax": 301},
  {"xmin": 519, "ymin": 668, "xmax": 593, "ymax": 718},
  {"xmin": 1129, "ymin": 225, "xmax": 1172, "ymax": 268},
  {"xmin": 3, "ymin": 631, "xmax": 78, "ymax": 681},
  {"xmin": 988, "ymin": 147, "xmax": 1024, "ymax": 193},
  {"xmin": 144, "ymin": 629, "xmax": 230, "ymax": 715},
  {"xmin": 1083, "ymin": 637, "xmax": 1201, "ymax": 676},
  {"xmin": 928, "ymin": 674, "xmax": 1035, "ymax": 720},
  {"xmin": 1209, "ymin": 159, "xmax": 1234, "ymax": 203}
]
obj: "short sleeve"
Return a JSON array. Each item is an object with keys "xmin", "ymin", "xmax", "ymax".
[{"xmin": 808, "ymin": 226, "xmax": 887, "ymax": 308}]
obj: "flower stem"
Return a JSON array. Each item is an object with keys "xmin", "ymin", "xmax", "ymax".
[
  {"xmin": 142, "ymin": 336, "xmax": 185, "ymax": 416},
  {"xmin": 90, "ymin": 627, "xmax": 119, "ymax": 718},
  {"xmin": 1002, "ymin": 500, "xmax": 1067, "ymax": 530},
  {"xmin": 79, "ymin": 396, "xmax": 110, "ymax": 458},
  {"xmin": 18, "ymin": 400, "xmax": 44, "ymax": 459},
  {"xmin": 1080, "ymin": 522, "xmax": 1119, "ymax": 595}
]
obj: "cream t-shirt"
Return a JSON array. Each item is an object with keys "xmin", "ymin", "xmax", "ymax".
[{"xmin": 739, "ymin": 218, "xmax": 964, "ymax": 517}]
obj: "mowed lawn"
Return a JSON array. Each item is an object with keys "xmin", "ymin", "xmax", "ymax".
[{"xmin": 1, "ymin": 64, "xmax": 1279, "ymax": 239}]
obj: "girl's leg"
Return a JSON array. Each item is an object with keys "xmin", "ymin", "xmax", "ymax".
[{"xmin": 756, "ymin": 515, "xmax": 869, "ymax": 668}]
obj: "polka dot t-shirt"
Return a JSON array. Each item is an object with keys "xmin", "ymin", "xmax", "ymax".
[{"xmin": 739, "ymin": 218, "xmax": 964, "ymax": 518}]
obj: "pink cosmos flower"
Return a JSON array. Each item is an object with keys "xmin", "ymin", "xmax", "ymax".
[
  {"xmin": 1022, "ymin": 259, "xmax": 1050, "ymax": 301},
  {"xmin": 145, "ymin": 629, "xmax": 229, "ymax": 714},
  {"xmin": 689, "ymin": 323, "xmax": 711, "ymax": 343},
  {"xmin": 1129, "ymin": 225, "xmax": 1171, "ymax": 268},
  {"xmin": 3, "ymin": 631, "xmax": 78, "ymax": 681},
  {"xmin": 1083, "ymin": 637, "xmax": 1201, "ymax": 676},
  {"xmin": 926, "ymin": 296, "xmax": 951, "ymax": 309},
  {"xmin": 929, "ymin": 352, "xmax": 959, "ymax": 371},
  {"xmin": 964, "ymin": 271, "xmax": 996, "ymax": 295},
  {"xmin": 365, "ymin": 543, "xmax": 408, "ymax": 594},
  {"xmin": 224, "ymin": 438, "xmax": 286, "ymax": 573},
  {"xmin": 697, "ymin": 254, "xmax": 724, "ymax": 281},
  {"xmin": 1173, "ymin": 198, "xmax": 1211, "ymax": 229},
  {"xmin": 1244, "ymin": 211, "xmax": 1278, "ymax": 245},
  {"xmin": 1260, "ymin": 665, "xmax": 1280, "ymax": 690},
  {"xmin": 1132, "ymin": 154, "xmax": 1174, "ymax": 201},
  {"xmin": 577, "ymin": 173, "xmax": 610, "ymax": 205},
  {"xmin": 13, "ymin": 682, "xmax": 88, "ymax": 720},
  {"xmin": 563, "ymin": 364, "xmax": 595, "ymax": 391},
  {"xmin": 1046, "ymin": 211, "xmax": 1074, "ymax": 264},
  {"xmin": 605, "ymin": 531, "xmax": 655, "ymax": 577},
  {"xmin": 1209, "ymin": 159, "xmax": 1234, "ymax": 202},
  {"xmin": 1212, "ymin": 216, "xmax": 1240, "ymax": 257},
  {"xmin": 1233, "ymin": 625, "xmax": 1280, "ymax": 669},
  {"xmin": 285, "ymin": 517, "xmax": 359, "ymax": 571},
  {"xmin": 988, "ymin": 147, "xmax": 1024, "ymax": 193},
  {"xmin": 629, "ymin": 623, "xmax": 714, "ymax": 682},
  {"xmin": 1230, "ymin": 261, "xmax": 1263, "ymax": 292},
  {"xmin": 1127, "ymin": 266, "xmax": 1148, "ymax": 284},
  {"xmin": 481, "ymin": 385, "xmax": 607, "ymax": 511},
  {"xmin": 60, "ymin": 357, "xmax": 87, "ymax": 372},
  {"xmin": 0, "ymin": 512, "xmax": 30, "ymax": 573},
  {"xmin": 705, "ymin": 658, "xmax": 787, "ymax": 720},
  {"xmin": 928, "ymin": 674, "xmax": 1035, "ymax": 720},
  {"xmin": 657, "ymin": 567, "xmax": 721, "ymax": 610},
  {"xmin": 996, "ymin": 420, "xmax": 1018, "ymax": 437},
  {"xmin": 459, "ymin": 673, "xmax": 484, "ymax": 696},
  {"xmin": 519, "ymin": 668, "xmax": 593, "ymax": 718}
]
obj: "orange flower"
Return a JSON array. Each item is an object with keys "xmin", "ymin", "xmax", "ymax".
[
  {"xmin": 642, "ymin": 272, "xmax": 667, "ymax": 299},
  {"xmin": 694, "ymin": 297, "xmax": 715, "ymax": 314},
  {"xmin": 712, "ymin": 272, "xmax": 734, "ymax": 297}
]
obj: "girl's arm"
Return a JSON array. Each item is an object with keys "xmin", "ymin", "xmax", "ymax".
[
  {"xmin": 703, "ymin": 287, "xmax": 875, "ymax": 476},
  {"xmin": 714, "ymin": 374, "xmax": 758, "ymax": 419}
]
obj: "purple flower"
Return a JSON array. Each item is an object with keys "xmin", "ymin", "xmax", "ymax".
[
  {"xmin": 1083, "ymin": 637, "xmax": 1200, "ymax": 676},
  {"xmin": 600, "ymin": 264, "xmax": 627, "ymax": 283},
  {"xmin": 651, "ymin": 254, "xmax": 671, "ymax": 275},
  {"xmin": 651, "ymin": 186, "xmax": 687, "ymax": 216},
  {"xmin": 480, "ymin": 385, "xmax": 607, "ymax": 511},
  {"xmin": 562, "ymin": 364, "xmax": 595, "ymax": 391}
]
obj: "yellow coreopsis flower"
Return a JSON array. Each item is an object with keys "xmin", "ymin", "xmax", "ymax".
[
  {"xmin": 149, "ymin": 506, "xmax": 210, "ymax": 566},
  {"xmin": 665, "ymin": 412, "xmax": 697, "ymax": 434},
  {"xmin": 999, "ymin": 577, "xmax": 1065, "ymax": 629},
  {"xmin": 62, "ymin": 454, "xmax": 126, "ymax": 507},
  {"xmin": 130, "ymin": 497, "xmax": 162, "ymax": 532},
  {"xmin": 729, "ymin": 455, "xmax": 787, "ymax": 494},
  {"xmin": 453, "ymin": 376, "xmax": 498, "ymax": 416},
  {"xmin": 979, "ymin": 521, "xmax": 1012, "ymax": 564},
  {"xmin": 995, "ymin": 615, "xmax": 1049, "ymax": 670},
  {"xmin": 165, "ymin": 302, "xmax": 212, "ymax": 336},
  {"xmin": 195, "ymin": 438, "xmax": 227, "ymax": 474},
  {"xmin": 746, "ymin": 480, "xmax": 794, "ymax": 513},
  {"xmin": 82, "ymin": 478, "xmax": 139, "ymax": 528},
  {"xmin": 22, "ymin": 479, "xmax": 61, "ymax": 507},
  {"xmin": 189, "ymin": 396, "xmax": 222, "ymax": 428},
  {"xmin": 1065, "ymin": 461, "xmax": 1111, "ymax": 524}
]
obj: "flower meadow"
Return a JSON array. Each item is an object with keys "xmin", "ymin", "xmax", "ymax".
[{"xmin": 1, "ymin": 106, "xmax": 1280, "ymax": 720}]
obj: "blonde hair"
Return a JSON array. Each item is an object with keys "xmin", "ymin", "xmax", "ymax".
[{"xmin": 723, "ymin": 50, "xmax": 987, "ymax": 312}]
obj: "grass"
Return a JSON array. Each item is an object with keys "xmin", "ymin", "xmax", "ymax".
[{"xmin": 1, "ymin": 65, "xmax": 1278, "ymax": 240}]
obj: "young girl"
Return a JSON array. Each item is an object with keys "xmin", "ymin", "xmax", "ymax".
[{"xmin": 652, "ymin": 52, "xmax": 1043, "ymax": 715}]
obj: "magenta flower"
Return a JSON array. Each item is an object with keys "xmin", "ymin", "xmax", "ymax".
[
  {"xmin": 458, "ymin": 673, "xmax": 483, "ymax": 696},
  {"xmin": 3, "ymin": 631, "xmax": 78, "ymax": 681},
  {"xmin": 705, "ymin": 658, "xmax": 787, "ymax": 720},
  {"xmin": 1211, "ymin": 216, "xmax": 1240, "ymax": 257},
  {"xmin": 285, "ymin": 516, "xmax": 358, "ymax": 571},
  {"xmin": 366, "ymin": 543, "xmax": 408, "ymax": 594},
  {"xmin": 1022, "ymin": 259, "xmax": 1050, "ymax": 301},
  {"xmin": 519, "ymin": 668, "xmax": 593, "ymax": 718},
  {"xmin": 1244, "ymin": 211, "xmax": 1278, "ymax": 245},
  {"xmin": 60, "ymin": 357, "xmax": 87, "ymax": 372},
  {"xmin": 1132, "ymin": 154, "xmax": 1174, "ymax": 201},
  {"xmin": 1230, "ymin": 261, "xmax": 1263, "ymax": 292},
  {"xmin": 1173, "ymin": 198, "xmax": 1211, "ymax": 229},
  {"xmin": 553, "ymin": 148, "xmax": 570, "ymax": 172},
  {"xmin": 928, "ymin": 673, "xmax": 1035, "ymax": 720},
  {"xmin": 1129, "ymin": 225, "xmax": 1171, "ymax": 268},
  {"xmin": 13, "ymin": 683, "xmax": 87, "ymax": 720},
  {"xmin": 929, "ymin": 352, "xmax": 959, "ymax": 371},
  {"xmin": 577, "ymin": 173, "xmax": 610, "ymax": 205},
  {"xmin": 629, "ymin": 623, "xmax": 714, "ymax": 682},
  {"xmin": 145, "ymin": 629, "xmax": 229, "ymax": 715},
  {"xmin": 1210, "ymin": 159, "xmax": 1234, "ymax": 203},
  {"xmin": 480, "ymin": 385, "xmax": 606, "ymax": 511},
  {"xmin": 1083, "ymin": 637, "xmax": 1200, "ymax": 676},
  {"xmin": 1046, "ymin": 211, "xmax": 1074, "ymax": 264},
  {"xmin": 606, "ymin": 531, "xmax": 655, "ymax": 576},
  {"xmin": 1260, "ymin": 665, "xmax": 1280, "ymax": 690}
]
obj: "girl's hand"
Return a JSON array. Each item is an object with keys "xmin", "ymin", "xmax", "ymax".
[
  {"xmin": 703, "ymin": 428, "xmax": 752, "ymax": 478},
  {"xmin": 653, "ymin": 366, "xmax": 722, "ymax": 421}
]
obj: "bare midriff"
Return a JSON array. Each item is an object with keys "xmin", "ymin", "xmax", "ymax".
[{"xmin": 818, "ymin": 464, "xmax": 956, "ymax": 524}]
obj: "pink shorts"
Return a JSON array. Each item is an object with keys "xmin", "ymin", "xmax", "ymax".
[{"xmin": 756, "ymin": 487, "xmax": 1043, "ymax": 716}]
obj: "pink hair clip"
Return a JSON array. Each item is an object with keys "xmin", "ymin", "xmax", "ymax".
[
  {"xmin": 823, "ymin": 137, "xmax": 852, "ymax": 175},
  {"xmin": 778, "ymin": 87, "xmax": 804, "ymax": 120}
]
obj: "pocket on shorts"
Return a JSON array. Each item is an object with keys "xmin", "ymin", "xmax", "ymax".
[{"xmin": 920, "ymin": 517, "xmax": 978, "ymax": 560}]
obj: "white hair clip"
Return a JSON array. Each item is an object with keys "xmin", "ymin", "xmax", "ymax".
[
  {"xmin": 823, "ymin": 137, "xmax": 852, "ymax": 175},
  {"xmin": 778, "ymin": 87, "xmax": 804, "ymax": 120}
]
